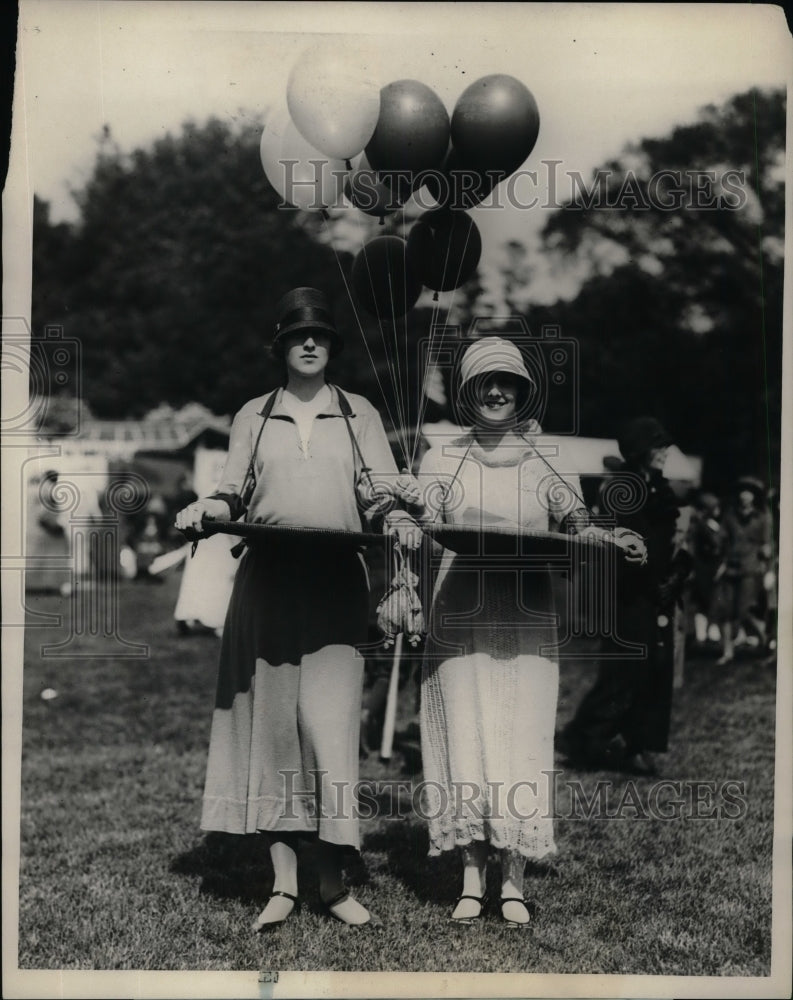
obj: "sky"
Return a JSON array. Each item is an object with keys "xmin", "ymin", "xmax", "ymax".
[{"xmin": 10, "ymin": 1, "xmax": 793, "ymax": 305}]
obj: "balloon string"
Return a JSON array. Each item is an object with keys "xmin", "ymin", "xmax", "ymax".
[
  {"xmin": 409, "ymin": 291, "xmax": 451, "ymax": 471},
  {"xmin": 409, "ymin": 333, "xmax": 443, "ymax": 471},
  {"xmin": 411, "ymin": 214, "xmax": 465, "ymax": 465},
  {"xmin": 352, "ymin": 210, "xmax": 410, "ymax": 463},
  {"xmin": 409, "ymin": 211, "xmax": 480, "ymax": 469},
  {"xmin": 385, "ymin": 260, "xmax": 409, "ymax": 458},
  {"xmin": 410, "ymin": 240, "xmax": 465, "ymax": 471},
  {"xmin": 381, "ymin": 233, "xmax": 408, "ymax": 461},
  {"xmin": 409, "ymin": 292, "xmax": 444, "ymax": 469},
  {"xmin": 407, "ymin": 226, "xmax": 450, "ymax": 468},
  {"xmin": 401, "ymin": 200, "xmax": 411, "ymax": 446},
  {"xmin": 379, "ymin": 205, "xmax": 408, "ymax": 461},
  {"xmin": 353, "ymin": 211, "xmax": 411, "ymax": 465},
  {"xmin": 321, "ymin": 214, "xmax": 407, "ymax": 461},
  {"xmin": 388, "ymin": 213, "xmax": 407, "ymax": 444}
]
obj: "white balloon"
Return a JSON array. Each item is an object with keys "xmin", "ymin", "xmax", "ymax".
[
  {"xmin": 287, "ymin": 44, "xmax": 380, "ymax": 161},
  {"xmin": 260, "ymin": 101, "xmax": 347, "ymax": 210},
  {"xmin": 279, "ymin": 120, "xmax": 348, "ymax": 211}
]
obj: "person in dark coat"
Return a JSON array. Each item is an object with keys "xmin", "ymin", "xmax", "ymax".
[
  {"xmin": 687, "ymin": 491, "xmax": 725, "ymax": 646},
  {"xmin": 559, "ymin": 417, "xmax": 691, "ymax": 776}
]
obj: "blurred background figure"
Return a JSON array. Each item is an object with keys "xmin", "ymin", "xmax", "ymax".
[
  {"xmin": 686, "ymin": 491, "xmax": 725, "ymax": 648},
  {"xmin": 359, "ymin": 628, "xmax": 422, "ymax": 761},
  {"xmin": 559, "ymin": 417, "xmax": 692, "ymax": 776},
  {"xmin": 762, "ymin": 487, "xmax": 780, "ymax": 666},
  {"xmin": 25, "ymin": 468, "xmax": 72, "ymax": 596},
  {"xmin": 166, "ymin": 471, "xmax": 199, "ymax": 548},
  {"xmin": 127, "ymin": 495, "xmax": 169, "ymax": 581},
  {"xmin": 172, "ymin": 532, "xmax": 239, "ymax": 637},
  {"xmin": 712, "ymin": 476, "xmax": 774, "ymax": 665},
  {"xmin": 169, "ymin": 456, "xmax": 239, "ymax": 636}
]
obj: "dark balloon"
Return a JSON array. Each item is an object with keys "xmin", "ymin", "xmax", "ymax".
[
  {"xmin": 344, "ymin": 163, "xmax": 402, "ymax": 221},
  {"xmin": 420, "ymin": 148, "xmax": 505, "ymax": 211},
  {"xmin": 407, "ymin": 209, "xmax": 482, "ymax": 292},
  {"xmin": 451, "ymin": 74, "xmax": 540, "ymax": 174},
  {"xmin": 377, "ymin": 168, "xmax": 421, "ymax": 205},
  {"xmin": 351, "ymin": 235, "xmax": 423, "ymax": 319},
  {"xmin": 365, "ymin": 80, "xmax": 450, "ymax": 181}
]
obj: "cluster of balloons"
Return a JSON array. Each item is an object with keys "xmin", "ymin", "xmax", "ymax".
[{"xmin": 259, "ymin": 44, "xmax": 541, "ymax": 322}]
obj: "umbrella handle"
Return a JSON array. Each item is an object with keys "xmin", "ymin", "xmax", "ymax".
[{"xmin": 379, "ymin": 632, "xmax": 403, "ymax": 761}]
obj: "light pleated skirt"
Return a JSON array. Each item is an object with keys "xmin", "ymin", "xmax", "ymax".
[
  {"xmin": 420, "ymin": 553, "xmax": 560, "ymax": 859},
  {"xmin": 421, "ymin": 651, "xmax": 559, "ymax": 859}
]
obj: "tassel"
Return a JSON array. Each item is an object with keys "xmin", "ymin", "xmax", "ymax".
[{"xmin": 375, "ymin": 544, "xmax": 425, "ymax": 647}]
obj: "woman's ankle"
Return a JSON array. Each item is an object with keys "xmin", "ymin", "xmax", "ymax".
[
  {"xmin": 269, "ymin": 837, "xmax": 299, "ymax": 898},
  {"xmin": 460, "ymin": 841, "xmax": 488, "ymax": 898}
]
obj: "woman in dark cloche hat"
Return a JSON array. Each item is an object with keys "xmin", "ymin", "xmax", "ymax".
[{"xmin": 177, "ymin": 287, "xmax": 420, "ymax": 930}]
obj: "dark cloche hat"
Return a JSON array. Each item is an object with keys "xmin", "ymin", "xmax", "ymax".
[
  {"xmin": 735, "ymin": 475, "xmax": 766, "ymax": 500},
  {"xmin": 272, "ymin": 287, "xmax": 342, "ymax": 357},
  {"xmin": 617, "ymin": 416, "xmax": 673, "ymax": 463}
]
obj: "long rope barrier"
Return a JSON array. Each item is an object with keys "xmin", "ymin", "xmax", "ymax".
[
  {"xmin": 180, "ymin": 517, "xmax": 611, "ymax": 551},
  {"xmin": 182, "ymin": 519, "xmax": 391, "ymax": 546}
]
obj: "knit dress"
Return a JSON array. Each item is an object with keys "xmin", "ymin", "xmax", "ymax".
[
  {"xmin": 199, "ymin": 387, "xmax": 398, "ymax": 849},
  {"xmin": 419, "ymin": 430, "xmax": 584, "ymax": 860}
]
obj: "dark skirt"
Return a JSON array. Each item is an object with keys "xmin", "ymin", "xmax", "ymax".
[
  {"xmin": 201, "ymin": 541, "xmax": 370, "ymax": 840},
  {"xmin": 215, "ymin": 541, "xmax": 369, "ymax": 710}
]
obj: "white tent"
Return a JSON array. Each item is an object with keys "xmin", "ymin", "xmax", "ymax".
[
  {"xmin": 421, "ymin": 423, "xmax": 701, "ymax": 487},
  {"xmin": 554, "ymin": 437, "xmax": 701, "ymax": 487}
]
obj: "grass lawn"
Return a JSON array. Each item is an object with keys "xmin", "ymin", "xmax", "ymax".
[{"xmin": 15, "ymin": 572, "xmax": 777, "ymax": 975}]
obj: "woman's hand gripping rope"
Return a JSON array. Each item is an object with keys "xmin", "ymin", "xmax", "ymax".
[
  {"xmin": 175, "ymin": 498, "xmax": 231, "ymax": 536},
  {"xmin": 578, "ymin": 524, "xmax": 648, "ymax": 565},
  {"xmin": 382, "ymin": 468, "xmax": 424, "ymax": 551},
  {"xmin": 612, "ymin": 527, "xmax": 647, "ymax": 564}
]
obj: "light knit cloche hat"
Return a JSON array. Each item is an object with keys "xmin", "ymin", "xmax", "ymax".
[
  {"xmin": 459, "ymin": 336, "xmax": 535, "ymax": 390},
  {"xmin": 455, "ymin": 336, "xmax": 536, "ymax": 425}
]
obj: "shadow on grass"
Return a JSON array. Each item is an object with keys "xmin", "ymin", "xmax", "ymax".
[
  {"xmin": 169, "ymin": 832, "xmax": 372, "ymax": 914},
  {"xmin": 170, "ymin": 832, "xmax": 272, "ymax": 904}
]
